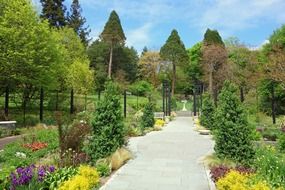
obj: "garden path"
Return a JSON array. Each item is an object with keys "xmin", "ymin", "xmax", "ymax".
[
  {"xmin": 100, "ymin": 117, "xmax": 214, "ymax": 190},
  {"xmin": 0, "ymin": 135, "xmax": 21, "ymax": 150}
]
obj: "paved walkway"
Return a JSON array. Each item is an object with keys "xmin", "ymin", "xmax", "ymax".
[
  {"xmin": 0, "ymin": 135, "xmax": 21, "ymax": 150},
  {"xmin": 101, "ymin": 117, "xmax": 214, "ymax": 190}
]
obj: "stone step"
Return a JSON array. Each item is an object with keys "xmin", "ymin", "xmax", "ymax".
[{"xmin": 175, "ymin": 111, "xmax": 192, "ymax": 117}]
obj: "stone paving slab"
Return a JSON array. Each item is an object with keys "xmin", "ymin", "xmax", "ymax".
[{"xmin": 100, "ymin": 117, "xmax": 214, "ymax": 190}]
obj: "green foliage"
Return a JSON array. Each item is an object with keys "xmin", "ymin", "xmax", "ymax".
[
  {"xmin": 160, "ymin": 29, "xmax": 189, "ymax": 94},
  {"xmin": 140, "ymin": 102, "xmax": 155, "ymax": 129},
  {"xmin": 0, "ymin": 0, "xmax": 60, "ymax": 90},
  {"xmin": 277, "ymin": 132, "xmax": 285, "ymax": 152},
  {"xmin": 100, "ymin": 10, "xmax": 126, "ymax": 45},
  {"xmin": 254, "ymin": 146, "xmax": 285, "ymax": 189},
  {"xmin": 160, "ymin": 29, "xmax": 189, "ymax": 64},
  {"xmin": 187, "ymin": 43, "xmax": 203, "ymax": 89},
  {"xmin": 259, "ymin": 80, "xmax": 285, "ymax": 115},
  {"xmin": 88, "ymin": 40, "xmax": 139, "ymax": 84},
  {"xmin": 41, "ymin": 167, "xmax": 78, "ymax": 190},
  {"xmin": 40, "ymin": 0, "xmax": 66, "ymax": 28},
  {"xmin": 129, "ymin": 80, "xmax": 153, "ymax": 96},
  {"xmin": 85, "ymin": 81, "xmax": 125, "ymax": 162},
  {"xmin": 96, "ymin": 162, "xmax": 111, "ymax": 177},
  {"xmin": 203, "ymin": 28, "xmax": 224, "ymax": 46},
  {"xmin": 214, "ymin": 81, "xmax": 255, "ymax": 165},
  {"xmin": 200, "ymin": 93, "xmax": 215, "ymax": 129}
]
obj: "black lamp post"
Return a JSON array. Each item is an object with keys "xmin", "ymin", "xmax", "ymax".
[
  {"xmin": 193, "ymin": 80, "xmax": 203, "ymax": 116},
  {"xmin": 162, "ymin": 80, "xmax": 170, "ymax": 117}
]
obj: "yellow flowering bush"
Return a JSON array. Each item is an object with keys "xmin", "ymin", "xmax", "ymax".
[
  {"xmin": 155, "ymin": 119, "xmax": 165, "ymax": 127},
  {"xmin": 59, "ymin": 165, "xmax": 99, "ymax": 190},
  {"xmin": 216, "ymin": 170, "xmax": 249, "ymax": 190},
  {"xmin": 217, "ymin": 170, "xmax": 272, "ymax": 190}
]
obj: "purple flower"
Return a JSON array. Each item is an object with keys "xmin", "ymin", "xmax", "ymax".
[{"xmin": 9, "ymin": 165, "xmax": 56, "ymax": 189}]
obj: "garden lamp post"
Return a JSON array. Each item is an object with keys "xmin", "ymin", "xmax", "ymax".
[{"xmin": 193, "ymin": 80, "xmax": 203, "ymax": 116}]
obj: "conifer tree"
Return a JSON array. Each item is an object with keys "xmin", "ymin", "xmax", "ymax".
[
  {"xmin": 140, "ymin": 102, "xmax": 155, "ymax": 129},
  {"xmin": 85, "ymin": 81, "xmax": 125, "ymax": 161},
  {"xmin": 100, "ymin": 10, "xmax": 126, "ymax": 79},
  {"xmin": 160, "ymin": 29, "xmax": 189, "ymax": 96},
  {"xmin": 68, "ymin": 0, "xmax": 90, "ymax": 47},
  {"xmin": 40, "ymin": 0, "xmax": 66, "ymax": 28},
  {"xmin": 204, "ymin": 28, "xmax": 224, "ymax": 46},
  {"xmin": 200, "ymin": 93, "xmax": 215, "ymax": 129},
  {"xmin": 214, "ymin": 81, "xmax": 255, "ymax": 164}
]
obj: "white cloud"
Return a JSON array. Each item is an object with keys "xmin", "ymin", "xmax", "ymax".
[
  {"xmin": 126, "ymin": 23, "xmax": 153, "ymax": 52},
  {"xmin": 195, "ymin": 0, "xmax": 285, "ymax": 34}
]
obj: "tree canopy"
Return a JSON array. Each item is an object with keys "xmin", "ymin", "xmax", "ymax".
[
  {"xmin": 160, "ymin": 29, "xmax": 189, "ymax": 95},
  {"xmin": 40, "ymin": 0, "xmax": 66, "ymax": 28}
]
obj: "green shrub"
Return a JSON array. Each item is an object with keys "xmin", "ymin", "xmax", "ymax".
[
  {"xmin": 200, "ymin": 93, "xmax": 215, "ymax": 129},
  {"xmin": 214, "ymin": 81, "xmax": 255, "ymax": 165},
  {"xmin": 139, "ymin": 102, "xmax": 154, "ymax": 129},
  {"xmin": 84, "ymin": 81, "xmax": 125, "ymax": 162},
  {"xmin": 129, "ymin": 80, "xmax": 153, "ymax": 96}
]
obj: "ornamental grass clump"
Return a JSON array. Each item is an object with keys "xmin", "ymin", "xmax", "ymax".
[{"xmin": 214, "ymin": 81, "xmax": 255, "ymax": 165}]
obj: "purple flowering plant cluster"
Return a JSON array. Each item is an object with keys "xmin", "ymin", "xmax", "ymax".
[{"xmin": 10, "ymin": 165, "xmax": 55, "ymax": 190}]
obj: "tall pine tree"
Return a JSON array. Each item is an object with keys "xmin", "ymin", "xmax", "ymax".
[
  {"xmin": 100, "ymin": 10, "xmax": 126, "ymax": 79},
  {"xmin": 160, "ymin": 29, "xmax": 189, "ymax": 96},
  {"xmin": 40, "ymin": 0, "xmax": 66, "ymax": 28},
  {"xmin": 68, "ymin": 0, "xmax": 90, "ymax": 47}
]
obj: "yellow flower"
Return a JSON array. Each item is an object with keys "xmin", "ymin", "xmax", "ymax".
[
  {"xmin": 59, "ymin": 165, "xmax": 99, "ymax": 190},
  {"xmin": 155, "ymin": 119, "xmax": 165, "ymax": 127}
]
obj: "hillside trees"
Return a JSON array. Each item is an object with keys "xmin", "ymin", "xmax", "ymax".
[{"xmin": 160, "ymin": 29, "xmax": 189, "ymax": 96}]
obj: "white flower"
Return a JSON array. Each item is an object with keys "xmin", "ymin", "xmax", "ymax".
[{"xmin": 15, "ymin": 152, "xmax": 26, "ymax": 159}]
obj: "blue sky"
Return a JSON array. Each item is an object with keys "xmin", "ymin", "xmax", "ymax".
[{"xmin": 32, "ymin": 0, "xmax": 285, "ymax": 52}]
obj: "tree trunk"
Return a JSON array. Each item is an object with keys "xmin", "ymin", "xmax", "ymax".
[
  {"xmin": 240, "ymin": 86, "xmax": 244, "ymax": 102},
  {"xmin": 4, "ymin": 86, "xmax": 9, "ymax": 118},
  {"xmin": 70, "ymin": 89, "xmax": 74, "ymax": 114},
  {"xmin": 209, "ymin": 70, "xmax": 213, "ymax": 97},
  {"xmin": 40, "ymin": 87, "xmax": 44, "ymax": 122},
  {"xmin": 171, "ymin": 63, "xmax": 176, "ymax": 96},
  {"xmin": 108, "ymin": 44, "xmax": 113, "ymax": 79},
  {"xmin": 271, "ymin": 85, "xmax": 276, "ymax": 124}
]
